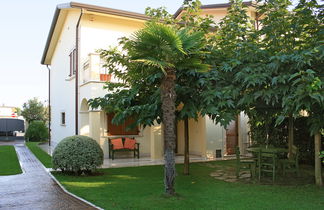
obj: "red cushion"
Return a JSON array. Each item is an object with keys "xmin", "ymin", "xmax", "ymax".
[
  {"xmin": 124, "ymin": 138, "xmax": 136, "ymax": 150},
  {"xmin": 111, "ymin": 138, "xmax": 124, "ymax": 150}
]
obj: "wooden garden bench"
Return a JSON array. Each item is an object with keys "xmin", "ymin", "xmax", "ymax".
[{"xmin": 108, "ymin": 137, "xmax": 140, "ymax": 160}]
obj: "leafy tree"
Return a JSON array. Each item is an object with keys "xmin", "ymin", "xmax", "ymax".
[
  {"xmin": 201, "ymin": 0, "xmax": 256, "ymax": 126},
  {"xmin": 90, "ymin": 23, "xmax": 209, "ymax": 195},
  {"xmin": 89, "ymin": 1, "xmax": 213, "ymax": 195},
  {"xmin": 205, "ymin": 0, "xmax": 323, "ymax": 185},
  {"xmin": 254, "ymin": 0, "xmax": 323, "ymax": 185},
  {"xmin": 25, "ymin": 120, "xmax": 49, "ymax": 141},
  {"xmin": 21, "ymin": 98, "xmax": 48, "ymax": 124},
  {"xmin": 14, "ymin": 107, "xmax": 21, "ymax": 116}
]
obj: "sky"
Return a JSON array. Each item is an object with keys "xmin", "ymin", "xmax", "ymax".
[
  {"xmin": 0, "ymin": 0, "xmax": 229, "ymax": 108},
  {"xmin": 0, "ymin": 0, "xmax": 301, "ymax": 108}
]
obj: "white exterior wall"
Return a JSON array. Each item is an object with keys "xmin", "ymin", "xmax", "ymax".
[
  {"xmin": 48, "ymin": 7, "xmax": 252, "ymax": 159},
  {"xmin": 50, "ymin": 10, "xmax": 80, "ymax": 147},
  {"xmin": 238, "ymin": 112, "xmax": 250, "ymax": 154},
  {"xmin": 78, "ymin": 12, "xmax": 145, "ymax": 117},
  {"xmin": 177, "ymin": 117, "xmax": 207, "ymax": 157},
  {"xmin": 49, "ymin": 10, "xmax": 147, "ymax": 153},
  {"xmin": 77, "ymin": 13, "xmax": 151, "ymax": 157},
  {"xmin": 205, "ymin": 113, "xmax": 251, "ymax": 158},
  {"xmin": 205, "ymin": 116, "xmax": 226, "ymax": 158}
]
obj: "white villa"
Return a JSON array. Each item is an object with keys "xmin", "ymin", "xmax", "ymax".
[{"xmin": 41, "ymin": 2, "xmax": 256, "ymax": 160}]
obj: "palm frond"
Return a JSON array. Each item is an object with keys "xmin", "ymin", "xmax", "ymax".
[
  {"xmin": 178, "ymin": 29, "xmax": 205, "ymax": 52},
  {"xmin": 133, "ymin": 23, "xmax": 186, "ymax": 55},
  {"xmin": 133, "ymin": 58, "xmax": 174, "ymax": 75}
]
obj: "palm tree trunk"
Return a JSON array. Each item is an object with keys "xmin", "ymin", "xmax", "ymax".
[
  {"xmin": 183, "ymin": 117, "xmax": 190, "ymax": 175},
  {"xmin": 161, "ymin": 70, "xmax": 177, "ymax": 195}
]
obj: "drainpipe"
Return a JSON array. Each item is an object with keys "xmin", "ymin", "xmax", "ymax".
[
  {"xmin": 46, "ymin": 65, "xmax": 51, "ymax": 146},
  {"xmin": 75, "ymin": 9, "xmax": 84, "ymax": 135}
]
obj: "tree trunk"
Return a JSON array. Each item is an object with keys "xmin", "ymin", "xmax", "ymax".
[
  {"xmin": 288, "ymin": 115, "xmax": 294, "ymax": 160},
  {"xmin": 183, "ymin": 117, "xmax": 190, "ymax": 175},
  {"xmin": 314, "ymin": 132, "xmax": 322, "ymax": 186},
  {"xmin": 161, "ymin": 69, "xmax": 177, "ymax": 195}
]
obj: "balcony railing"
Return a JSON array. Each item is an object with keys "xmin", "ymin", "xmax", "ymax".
[{"xmin": 82, "ymin": 53, "xmax": 115, "ymax": 84}]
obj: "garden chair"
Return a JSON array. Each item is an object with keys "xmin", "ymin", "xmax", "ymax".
[
  {"xmin": 258, "ymin": 150, "xmax": 277, "ymax": 183},
  {"xmin": 280, "ymin": 145, "xmax": 299, "ymax": 176},
  {"xmin": 235, "ymin": 147, "xmax": 255, "ymax": 178}
]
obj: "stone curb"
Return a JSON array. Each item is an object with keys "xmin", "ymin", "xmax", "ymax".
[{"xmin": 25, "ymin": 143, "xmax": 104, "ymax": 210}]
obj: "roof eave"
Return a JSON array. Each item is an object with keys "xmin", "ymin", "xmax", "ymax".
[
  {"xmin": 41, "ymin": 3, "xmax": 72, "ymax": 65},
  {"xmin": 70, "ymin": 2, "xmax": 149, "ymax": 21},
  {"xmin": 173, "ymin": 1, "xmax": 253, "ymax": 18},
  {"xmin": 41, "ymin": 2, "xmax": 149, "ymax": 65}
]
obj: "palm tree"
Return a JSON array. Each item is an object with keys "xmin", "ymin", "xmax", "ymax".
[{"xmin": 128, "ymin": 23, "xmax": 208, "ymax": 194}]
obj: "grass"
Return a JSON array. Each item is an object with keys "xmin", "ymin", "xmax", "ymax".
[
  {"xmin": 26, "ymin": 145, "xmax": 323, "ymax": 209},
  {"xmin": 25, "ymin": 142, "xmax": 52, "ymax": 168},
  {"xmin": 0, "ymin": 145, "xmax": 22, "ymax": 175},
  {"xmin": 52, "ymin": 161, "xmax": 324, "ymax": 210}
]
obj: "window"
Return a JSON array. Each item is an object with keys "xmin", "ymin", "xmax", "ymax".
[
  {"xmin": 107, "ymin": 113, "xmax": 139, "ymax": 135},
  {"xmin": 69, "ymin": 48, "xmax": 76, "ymax": 76},
  {"xmin": 61, "ymin": 112, "xmax": 66, "ymax": 125}
]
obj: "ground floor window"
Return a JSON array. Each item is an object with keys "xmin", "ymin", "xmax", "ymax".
[{"xmin": 107, "ymin": 113, "xmax": 138, "ymax": 135}]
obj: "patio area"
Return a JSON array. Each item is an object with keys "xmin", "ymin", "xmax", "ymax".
[
  {"xmin": 38, "ymin": 142, "xmax": 235, "ymax": 168},
  {"xmin": 101, "ymin": 155, "xmax": 226, "ymax": 168}
]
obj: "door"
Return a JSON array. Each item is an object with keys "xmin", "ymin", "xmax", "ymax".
[
  {"xmin": 107, "ymin": 113, "xmax": 139, "ymax": 135},
  {"xmin": 226, "ymin": 119, "xmax": 238, "ymax": 155}
]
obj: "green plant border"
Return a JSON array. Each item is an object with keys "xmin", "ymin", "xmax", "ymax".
[{"xmin": 26, "ymin": 142, "xmax": 52, "ymax": 168}]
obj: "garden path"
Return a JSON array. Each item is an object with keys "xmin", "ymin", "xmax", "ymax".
[{"xmin": 0, "ymin": 140, "xmax": 96, "ymax": 210}]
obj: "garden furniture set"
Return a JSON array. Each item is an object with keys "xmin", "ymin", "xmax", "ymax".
[
  {"xmin": 236, "ymin": 145, "xmax": 299, "ymax": 183},
  {"xmin": 108, "ymin": 137, "xmax": 140, "ymax": 160}
]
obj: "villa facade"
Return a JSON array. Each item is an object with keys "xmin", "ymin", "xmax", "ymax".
[{"xmin": 41, "ymin": 2, "xmax": 256, "ymax": 159}]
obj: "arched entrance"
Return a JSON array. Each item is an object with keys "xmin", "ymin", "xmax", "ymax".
[{"xmin": 80, "ymin": 99, "xmax": 90, "ymax": 136}]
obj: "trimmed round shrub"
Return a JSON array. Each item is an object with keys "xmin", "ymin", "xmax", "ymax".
[
  {"xmin": 25, "ymin": 120, "xmax": 49, "ymax": 142},
  {"xmin": 52, "ymin": 135, "xmax": 103, "ymax": 175}
]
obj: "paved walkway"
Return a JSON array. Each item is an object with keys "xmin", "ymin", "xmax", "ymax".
[{"xmin": 0, "ymin": 141, "xmax": 96, "ymax": 210}]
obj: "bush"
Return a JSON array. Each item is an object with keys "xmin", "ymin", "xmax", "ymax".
[
  {"xmin": 52, "ymin": 135, "xmax": 103, "ymax": 175},
  {"xmin": 25, "ymin": 120, "xmax": 48, "ymax": 142}
]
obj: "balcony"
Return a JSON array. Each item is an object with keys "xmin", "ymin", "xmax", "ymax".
[{"xmin": 81, "ymin": 53, "xmax": 116, "ymax": 85}]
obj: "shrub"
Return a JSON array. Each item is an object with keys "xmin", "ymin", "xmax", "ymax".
[
  {"xmin": 25, "ymin": 120, "xmax": 49, "ymax": 142},
  {"xmin": 52, "ymin": 135, "xmax": 103, "ymax": 175}
]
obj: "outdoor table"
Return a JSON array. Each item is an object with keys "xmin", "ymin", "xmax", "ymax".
[
  {"xmin": 246, "ymin": 147, "xmax": 288, "ymax": 161},
  {"xmin": 246, "ymin": 147, "xmax": 288, "ymax": 155}
]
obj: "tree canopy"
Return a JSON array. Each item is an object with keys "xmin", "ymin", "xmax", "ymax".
[
  {"xmin": 90, "ymin": 0, "xmax": 323, "ymax": 188},
  {"xmin": 89, "ymin": 0, "xmax": 214, "ymax": 195},
  {"xmin": 89, "ymin": 1, "xmax": 215, "ymax": 127},
  {"xmin": 21, "ymin": 98, "xmax": 48, "ymax": 124}
]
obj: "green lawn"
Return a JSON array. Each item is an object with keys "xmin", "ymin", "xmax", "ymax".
[
  {"xmin": 0, "ymin": 145, "xmax": 22, "ymax": 175},
  {"xmin": 26, "ymin": 144, "xmax": 323, "ymax": 209},
  {"xmin": 53, "ymin": 161, "xmax": 324, "ymax": 210},
  {"xmin": 25, "ymin": 142, "xmax": 52, "ymax": 168}
]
